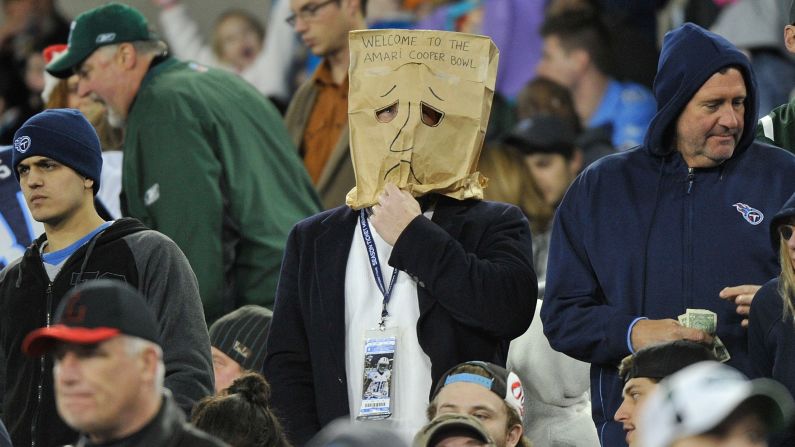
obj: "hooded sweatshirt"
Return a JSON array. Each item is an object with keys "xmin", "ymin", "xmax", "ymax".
[
  {"xmin": 747, "ymin": 192, "xmax": 795, "ymax": 447},
  {"xmin": 540, "ymin": 23, "xmax": 795, "ymax": 447},
  {"xmin": 0, "ymin": 218, "xmax": 214, "ymax": 447}
]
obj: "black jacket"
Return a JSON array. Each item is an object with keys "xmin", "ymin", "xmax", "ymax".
[
  {"xmin": 0, "ymin": 218, "xmax": 213, "ymax": 447},
  {"xmin": 71, "ymin": 393, "xmax": 228, "ymax": 447},
  {"xmin": 264, "ymin": 197, "xmax": 537, "ymax": 445}
]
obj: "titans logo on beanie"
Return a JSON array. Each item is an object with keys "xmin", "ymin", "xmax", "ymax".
[{"xmin": 13, "ymin": 108, "xmax": 103, "ymax": 194}]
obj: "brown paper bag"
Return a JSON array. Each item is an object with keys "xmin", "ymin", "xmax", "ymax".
[{"xmin": 345, "ymin": 29, "xmax": 499, "ymax": 209}]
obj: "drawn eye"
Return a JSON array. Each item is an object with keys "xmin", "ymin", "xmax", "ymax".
[
  {"xmin": 420, "ymin": 102, "xmax": 444, "ymax": 127},
  {"xmin": 375, "ymin": 102, "xmax": 399, "ymax": 123}
]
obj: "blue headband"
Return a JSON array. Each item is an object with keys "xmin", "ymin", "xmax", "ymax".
[{"xmin": 443, "ymin": 373, "xmax": 494, "ymax": 390}]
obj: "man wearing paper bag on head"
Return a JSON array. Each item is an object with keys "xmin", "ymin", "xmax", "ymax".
[{"xmin": 263, "ymin": 29, "xmax": 537, "ymax": 446}]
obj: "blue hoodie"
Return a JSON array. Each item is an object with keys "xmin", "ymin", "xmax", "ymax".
[{"xmin": 541, "ymin": 23, "xmax": 795, "ymax": 446}]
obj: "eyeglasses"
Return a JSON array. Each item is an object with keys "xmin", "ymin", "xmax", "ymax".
[
  {"xmin": 780, "ymin": 224, "xmax": 795, "ymax": 241},
  {"xmin": 285, "ymin": 0, "xmax": 339, "ymax": 27}
]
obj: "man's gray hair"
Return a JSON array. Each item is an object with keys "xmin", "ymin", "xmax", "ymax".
[
  {"xmin": 96, "ymin": 40, "xmax": 168, "ymax": 59},
  {"xmin": 132, "ymin": 40, "xmax": 168, "ymax": 57},
  {"xmin": 122, "ymin": 335, "xmax": 165, "ymax": 390}
]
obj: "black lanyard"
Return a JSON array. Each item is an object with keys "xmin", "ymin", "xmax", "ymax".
[{"xmin": 359, "ymin": 209, "xmax": 399, "ymax": 329}]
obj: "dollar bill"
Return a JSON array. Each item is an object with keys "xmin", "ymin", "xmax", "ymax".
[
  {"xmin": 677, "ymin": 308, "xmax": 730, "ymax": 363},
  {"xmin": 712, "ymin": 335, "xmax": 731, "ymax": 363},
  {"xmin": 685, "ymin": 308, "xmax": 717, "ymax": 335}
]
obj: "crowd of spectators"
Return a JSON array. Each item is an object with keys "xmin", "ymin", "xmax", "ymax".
[{"xmin": 2, "ymin": 1, "xmax": 795, "ymax": 447}]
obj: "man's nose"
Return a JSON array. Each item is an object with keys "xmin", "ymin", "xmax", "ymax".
[
  {"xmin": 294, "ymin": 16, "xmax": 309, "ymax": 33},
  {"xmin": 76, "ymin": 78, "xmax": 91, "ymax": 98},
  {"xmin": 55, "ymin": 352, "xmax": 82, "ymax": 383},
  {"xmin": 718, "ymin": 105, "xmax": 741, "ymax": 129},
  {"xmin": 26, "ymin": 168, "xmax": 43, "ymax": 187},
  {"xmin": 614, "ymin": 400, "xmax": 630, "ymax": 422}
]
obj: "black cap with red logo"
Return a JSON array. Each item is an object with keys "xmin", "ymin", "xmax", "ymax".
[{"xmin": 22, "ymin": 279, "xmax": 160, "ymax": 357}]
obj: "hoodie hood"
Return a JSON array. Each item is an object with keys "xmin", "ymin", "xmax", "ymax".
[
  {"xmin": 770, "ymin": 192, "xmax": 795, "ymax": 252},
  {"xmin": 643, "ymin": 23, "xmax": 757, "ymax": 157}
]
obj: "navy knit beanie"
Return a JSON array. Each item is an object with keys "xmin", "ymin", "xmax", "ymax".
[{"xmin": 12, "ymin": 108, "xmax": 102, "ymax": 194}]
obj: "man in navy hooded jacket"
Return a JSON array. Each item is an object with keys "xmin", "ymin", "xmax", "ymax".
[{"xmin": 540, "ymin": 23, "xmax": 795, "ymax": 447}]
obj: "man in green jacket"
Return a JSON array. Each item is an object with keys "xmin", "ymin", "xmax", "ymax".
[
  {"xmin": 756, "ymin": 1, "xmax": 795, "ymax": 153},
  {"xmin": 47, "ymin": 3, "xmax": 321, "ymax": 322}
]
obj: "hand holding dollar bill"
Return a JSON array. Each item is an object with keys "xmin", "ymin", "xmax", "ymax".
[{"xmin": 677, "ymin": 308, "xmax": 730, "ymax": 362}]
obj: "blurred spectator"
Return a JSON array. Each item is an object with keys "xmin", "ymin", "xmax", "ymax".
[
  {"xmin": 545, "ymin": 0, "xmax": 659, "ymax": 89},
  {"xmin": 283, "ymin": 0, "xmax": 366, "ymax": 208},
  {"xmin": 503, "ymin": 114, "xmax": 582, "ymax": 291},
  {"xmin": 22, "ymin": 280, "xmax": 225, "ymax": 447},
  {"xmin": 748, "ymin": 192, "xmax": 795, "ymax": 447},
  {"xmin": 47, "ymin": 3, "xmax": 321, "ymax": 321},
  {"xmin": 153, "ymin": 0, "xmax": 299, "ymax": 111},
  {"xmin": 192, "ymin": 372, "xmax": 291, "ymax": 447},
  {"xmin": 0, "ymin": 0, "xmax": 70, "ymax": 142},
  {"xmin": 639, "ymin": 361, "xmax": 794, "ymax": 447},
  {"xmin": 516, "ymin": 76, "xmax": 615, "ymax": 167},
  {"xmin": 427, "ymin": 361, "xmax": 529, "ymax": 447},
  {"xmin": 756, "ymin": 1, "xmax": 795, "ymax": 153},
  {"xmin": 478, "ymin": 144, "xmax": 552, "ymax": 235},
  {"xmin": 2, "ymin": 109, "xmax": 214, "ymax": 447},
  {"xmin": 209, "ymin": 305, "xmax": 272, "ymax": 393},
  {"xmin": 614, "ymin": 341, "xmax": 716, "ymax": 447},
  {"xmin": 537, "ymin": 10, "xmax": 655, "ymax": 150},
  {"xmin": 413, "ymin": 413, "xmax": 495, "ymax": 447},
  {"xmin": 712, "ymin": 0, "xmax": 795, "ymax": 118}
]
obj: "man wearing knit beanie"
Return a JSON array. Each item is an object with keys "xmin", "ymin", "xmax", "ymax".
[
  {"xmin": 209, "ymin": 305, "xmax": 273, "ymax": 392},
  {"xmin": 12, "ymin": 108, "xmax": 103, "ymax": 195},
  {"xmin": 0, "ymin": 108, "xmax": 214, "ymax": 447}
]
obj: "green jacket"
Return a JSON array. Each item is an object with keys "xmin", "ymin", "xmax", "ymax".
[
  {"xmin": 757, "ymin": 99, "xmax": 795, "ymax": 153},
  {"xmin": 123, "ymin": 57, "xmax": 321, "ymax": 321}
]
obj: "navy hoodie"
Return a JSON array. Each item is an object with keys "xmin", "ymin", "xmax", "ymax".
[{"xmin": 541, "ymin": 23, "xmax": 795, "ymax": 446}]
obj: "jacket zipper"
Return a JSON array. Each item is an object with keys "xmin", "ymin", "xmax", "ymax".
[
  {"xmin": 30, "ymin": 281, "xmax": 53, "ymax": 447},
  {"xmin": 684, "ymin": 168, "xmax": 695, "ymax": 310}
]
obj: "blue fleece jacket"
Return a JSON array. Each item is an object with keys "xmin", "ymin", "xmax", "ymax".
[{"xmin": 541, "ymin": 23, "xmax": 795, "ymax": 447}]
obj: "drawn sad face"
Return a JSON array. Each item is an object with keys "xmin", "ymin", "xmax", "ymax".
[{"xmin": 349, "ymin": 62, "xmax": 484, "ymax": 193}]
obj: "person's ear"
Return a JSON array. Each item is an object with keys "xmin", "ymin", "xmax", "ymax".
[
  {"xmin": 570, "ymin": 48, "xmax": 590, "ymax": 73},
  {"xmin": 785, "ymin": 25, "xmax": 795, "ymax": 54},
  {"xmin": 84, "ymin": 177, "xmax": 94, "ymax": 190},
  {"xmin": 117, "ymin": 42, "xmax": 137, "ymax": 69},
  {"xmin": 505, "ymin": 423, "xmax": 523, "ymax": 447},
  {"xmin": 139, "ymin": 346, "xmax": 160, "ymax": 384}
]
